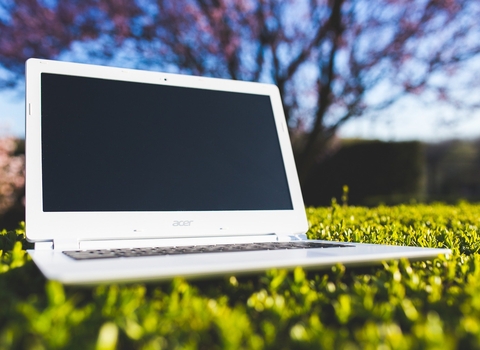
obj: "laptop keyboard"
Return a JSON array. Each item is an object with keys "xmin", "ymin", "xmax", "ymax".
[{"xmin": 63, "ymin": 241, "xmax": 352, "ymax": 260}]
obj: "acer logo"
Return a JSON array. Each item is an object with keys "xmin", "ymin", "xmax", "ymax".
[{"xmin": 172, "ymin": 220, "xmax": 193, "ymax": 227}]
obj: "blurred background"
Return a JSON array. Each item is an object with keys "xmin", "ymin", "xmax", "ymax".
[{"xmin": 0, "ymin": 0, "xmax": 479, "ymax": 229}]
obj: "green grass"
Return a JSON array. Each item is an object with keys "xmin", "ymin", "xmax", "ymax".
[{"xmin": 1, "ymin": 202, "xmax": 480, "ymax": 349}]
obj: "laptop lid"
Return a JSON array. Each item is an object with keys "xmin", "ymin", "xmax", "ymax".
[{"xmin": 25, "ymin": 58, "xmax": 308, "ymax": 244}]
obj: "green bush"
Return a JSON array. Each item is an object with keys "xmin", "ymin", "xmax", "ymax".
[
  {"xmin": 425, "ymin": 139, "xmax": 480, "ymax": 203},
  {"xmin": 2, "ymin": 203, "xmax": 480, "ymax": 349},
  {"xmin": 303, "ymin": 140, "xmax": 425, "ymax": 206}
]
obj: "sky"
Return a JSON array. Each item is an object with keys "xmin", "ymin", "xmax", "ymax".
[
  {"xmin": 0, "ymin": 90, "xmax": 24, "ymax": 137},
  {"xmin": 1, "ymin": 86, "xmax": 480, "ymax": 142},
  {"xmin": 338, "ymin": 95, "xmax": 480, "ymax": 142}
]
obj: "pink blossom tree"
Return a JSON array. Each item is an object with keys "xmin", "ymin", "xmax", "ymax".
[
  {"xmin": 1, "ymin": 0, "xmax": 479, "ymax": 182},
  {"xmin": 0, "ymin": 136, "xmax": 24, "ymax": 227}
]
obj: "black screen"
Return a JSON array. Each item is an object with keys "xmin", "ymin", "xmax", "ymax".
[{"xmin": 41, "ymin": 73, "xmax": 293, "ymax": 211}]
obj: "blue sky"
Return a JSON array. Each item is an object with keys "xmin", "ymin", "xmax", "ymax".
[
  {"xmin": 0, "ymin": 90, "xmax": 24, "ymax": 137},
  {"xmin": 339, "ymin": 95, "xmax": 480, "ymax": 142}
]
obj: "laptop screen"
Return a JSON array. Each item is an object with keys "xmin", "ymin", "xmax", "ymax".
[{"xmin": 40, "ymin": 73, "xmax": 293, "ymax": 212}]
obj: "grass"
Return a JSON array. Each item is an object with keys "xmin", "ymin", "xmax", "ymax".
[{"xmin": 1, "ymin": 202, "xmax": 480, "ymax": 349}]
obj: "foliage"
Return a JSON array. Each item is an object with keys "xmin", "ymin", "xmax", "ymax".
[
  {"xmin": 1, "ymin": 0, "xmax": 480, "ymax": 180},
  {"xmin": 1, "ymin": 203, "xmax": 480, "ymax": 349},
  {"xmin": 0, "ymin": 137, "xmax": 24, "ymax": 216},
  {"xmin": 0, "ymin": 137, "xmax": 25, "ymax": 230},
  {"xmin": 426, "ymin": 139, "xmax": 480, "ymax": 202},
  {"xmin": 304, "ymin": 140, "xmax": 425, "ymax": 206}
]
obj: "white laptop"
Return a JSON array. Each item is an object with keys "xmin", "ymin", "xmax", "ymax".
[{"xmin": 25, "ymin": 58, "xmax": 450, "ymax": 285}]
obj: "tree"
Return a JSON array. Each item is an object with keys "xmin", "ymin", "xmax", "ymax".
[
  {"xmin": 1, "ymin": 0, "xmax": 479, "ymax": 184},
  {"xmin": 0, "ymin": 137, "xmax": 24, "ymax": 229}
]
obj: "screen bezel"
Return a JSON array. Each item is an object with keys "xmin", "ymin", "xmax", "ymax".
[{"xmin": 25, "ymin": 58, "xmax": 308, "ymax": 242}]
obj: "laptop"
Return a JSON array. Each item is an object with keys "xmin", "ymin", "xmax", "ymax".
[{"xmin": 25, "ymin": 58, "xmax": 450, "ymax": 285}]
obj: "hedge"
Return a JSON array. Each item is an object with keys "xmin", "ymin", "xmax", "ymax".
[
  {"xmin": 1, "ymin": 202, "xmax": 480, "ymax": 349},
  {"xmin": 303, "ymin": 141, "xmax": 425, "ymax": 206}
]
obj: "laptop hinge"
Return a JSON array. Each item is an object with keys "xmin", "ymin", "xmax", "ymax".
[
  {"xmin": 53, "ymin": 238, "xmax": 80, "ymax": 251},
  {"xmin": 34, "ymin": 241, "xmax": 54, "ymax": 250},
  {"xmin": 78, "ymin": 234, "xmax": 279, "ymax": 250}
]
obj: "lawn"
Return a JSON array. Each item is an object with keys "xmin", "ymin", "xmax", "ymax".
[{"xmin": 1, "ymin": 202, "xmax": 480, "ymax": 349}]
